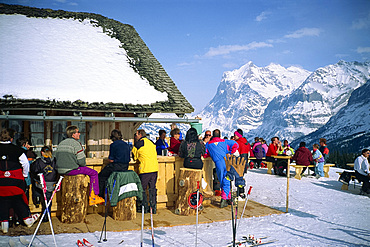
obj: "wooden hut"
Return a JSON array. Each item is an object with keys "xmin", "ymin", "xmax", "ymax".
[
  {"xmin": 0, "ymin": 4, "xmax": 196, "ymax": 155},
  {"xmin": 0, "ymin": 4, "xmax": 206, "ymax": 215}
]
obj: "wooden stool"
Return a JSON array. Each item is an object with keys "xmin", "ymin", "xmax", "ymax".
[
  {"xmin": 112, "ymin": 197, "xmax": 136, "ymax": 221},
  {"xmin": 175, "ymin": 168, "xmax": 203, "ymax": 216},
  {"xmin": 60, "ymin": 174, "xmax": 89, "ymax": 223}
]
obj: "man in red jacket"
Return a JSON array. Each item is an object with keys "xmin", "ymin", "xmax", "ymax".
[
  {"xmin": 234, "ymin": 129, "xmax": 251, "ymax": 171},
  {"xmin": 292, "ymin": 142, "xmax": 313, "ymax": 176},
  {"xmin": 266, "ymin": 137, "xmax": 281, "ymax": 174}
]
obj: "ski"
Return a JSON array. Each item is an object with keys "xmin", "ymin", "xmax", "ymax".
[
  {"xmin": 228, "ymin": 235, "xmax": 275, "ymax": 247},
  {"xmin": 77, "ymin": 239, "xmax": 84, "ymax": 247},
  {"xmin": 83, "ymin": 239, "xmax": 94, "ymax": 247},
  {"xmin": 19, "ymin": 236, "xmax": 30, "ymax": 246},
  {"xmin": 229, "ymin": 240, "xmax": 277, "ymax": 247}
]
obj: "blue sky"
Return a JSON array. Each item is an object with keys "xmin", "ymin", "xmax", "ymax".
[{"xmin": 2, "ymin": 0, "xmax": 370, "ymax": 112}]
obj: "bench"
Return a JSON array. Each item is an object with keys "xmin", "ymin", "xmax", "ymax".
[
  {"xmin": 336, "ymin": 171, "xmax": 358, "ymax": 190},
  {"xmin": 291, "ymin": 164, "xmax": 335, "ymax": 180}
]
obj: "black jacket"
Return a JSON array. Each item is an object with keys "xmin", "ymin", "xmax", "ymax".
[{"xmin": 179, "ymin": 141, "xmax": 205, "ymax": 169}]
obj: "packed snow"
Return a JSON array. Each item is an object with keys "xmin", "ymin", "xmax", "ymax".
[
  {"xmin": 1, "ymin": 167, "xmax": 369, "ymax": 246},
  {"xmin": 0, "ymin": 14, "xmax": 168, "ymax": 104}
]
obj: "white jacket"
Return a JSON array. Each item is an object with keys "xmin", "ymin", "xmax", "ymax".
[{"xmin": 354, "ymin": 155, "xmax": 370, "ymax": 176}]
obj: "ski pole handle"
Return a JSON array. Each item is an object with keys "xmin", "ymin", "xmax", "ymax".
[
  {"xmin": 197, "ymin": 181, "xmax": 200, "ymax": 190},
  {"xmin": 247, "ymin": 186, "xmax": 252, "ymax": 195},
  {"xmin": 38, "ymin": 173, "xmax": 47, "ymax": 194}
]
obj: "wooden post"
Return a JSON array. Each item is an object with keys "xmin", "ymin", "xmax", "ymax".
[
  {"xmin": 286, "ymin": 158, "xmax": 290, "ymax": 213},
  {"xmin": 175, "ymin": 168, "xmax": 203, "ymax": 216},
  {"xmin": 60, "ymin": 174, "xmax": 89, "ymax": 223},
  {"xmin": 112, "ymin": 197, "xmax": 136, "ymax": 221}
]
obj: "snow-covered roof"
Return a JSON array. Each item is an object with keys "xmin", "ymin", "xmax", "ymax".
[{"xmin": 0, "ymin": 4, "xmax": 194, "ymax": 114}]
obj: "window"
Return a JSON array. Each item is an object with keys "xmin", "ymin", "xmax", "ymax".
[{"xmin": 52, "ymin": 121, "xmax": 67, "ymax": 147}]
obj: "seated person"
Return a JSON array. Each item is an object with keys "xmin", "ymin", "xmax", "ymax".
[
  {"xmin": 179, "ymin": 128, "xmax": 205, "ymax": 169},
  {"xmin": 155, "ymin": 129, "xmax": 168, "ymax": 156},
  {"xmin": 30, "ymin": 146, "xmax": 57, "ymax": 222},
  {"xmin": 98, "ymin": 129, "xmax": 130, "ymax": 197},
  {"xmin": 252, "ymin": 138, "xmax": 265, "ymax": 169},
  {"xmin": 354, "ymin": 149, "xmax": 370, "ymax": 195},
  {"xmin": 168, "ymin": 128, "xmax": 182, "ymax": 155},
  {"xmin": 55, "ymin": 125, "xmax": 104, "ymax": 206},
  {"xmin": 292, "ymin": 142, "xmax": 313, "ymax": 176}
]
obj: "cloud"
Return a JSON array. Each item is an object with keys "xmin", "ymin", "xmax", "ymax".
[
  {"xmin": 255, "ymin": 11, "xmax": 270, "ymax": 22},
  {"xmin": 222, "ymin": 63, "xmax": 238, "ymax": 68},
  {"xmin": 352, "ymin": 12, "xmax": 370, "ymax": 29},
  {"xmin": 204, "ymin": 41, "xmax": 273, "ymax": 57},
  {"xmin": 356, "ymin": 47, "xmax": 370, "ymax": 53},
  {"xmin": 284, "ymin": 28, "xmax": 322, "ymax": 39}
]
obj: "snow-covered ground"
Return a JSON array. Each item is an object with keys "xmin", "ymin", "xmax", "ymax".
[{"xmin": 1, "ymin": 167, "xmax": 369, "ymax": 247}]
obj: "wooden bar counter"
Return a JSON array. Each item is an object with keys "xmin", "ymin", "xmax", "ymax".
[{"xmin": 30, "ymin": 156, "xmax": 215, "ymax": 215}]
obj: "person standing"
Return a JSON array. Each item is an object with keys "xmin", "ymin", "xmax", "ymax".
[
  {"xmin": 319, "ymin": 138, "xmax": 329, "ymax": 163},
  {"xmin": 0, "ymin": 129, "xmax": 39, "ymax": 233},
  {"xmin": 234, "ymin": 129, "xmax": 251, "ymax": 170},
  {"xmin": 266, "ymin": 137, "xmax": 281, "ymax": 174},
  {"xmin": 55, "ymin": 125, "xmax": 104, "ymax": 206},
  {"xmin": 132, "ymin": 129, "xmax": 159, "ymax": 213},
  {"xmin": 155, "ymin": 129, "xmax": 168, "ymax": 156},
  {"xmin": 354, "ymin": 149, "xmax": 370, "ymax": 195},
  {"xmin": 16, "ymin": 137, "xmax": 36, "ymax": 201},
  {"xmin": 205, "ymin": 129, "xmax": 239, "ymax": 208},
  {"xmin": 312, "ymin": 144, "xmax": 325, "ymax": 179},
  {"xmin": 168, "ymin": 128, "xmax": 182, "ymax": 155},
  {"xmin": 98, "ymin": 129, "xmax": 130, "ymax": 197}
]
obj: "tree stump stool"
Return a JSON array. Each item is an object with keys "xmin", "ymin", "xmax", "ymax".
[
  {"xmin": 60, "ymin": 174, "xmax": 89, "ymax": 223},
  {"xmin": 112, "ymin": 197, "xmax": 136, "ymax": 221},
  {"xmin": 175, "ymin": 168, "xmax": 203, "ymax": 216}
]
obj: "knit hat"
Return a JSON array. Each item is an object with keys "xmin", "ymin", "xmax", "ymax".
[{"xmin": 234, "ymin": 131, "xmax": 242, "ymax": 138}]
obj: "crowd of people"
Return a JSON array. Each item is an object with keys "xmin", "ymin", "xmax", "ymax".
[{"xmin": 1, "ymin": 123, "xmax": 368, "ymax": 234}]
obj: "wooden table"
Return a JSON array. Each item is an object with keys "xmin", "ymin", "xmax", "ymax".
[{"xmin": 272, "ymin": 155, "xmax": 292, "ymax": 213}]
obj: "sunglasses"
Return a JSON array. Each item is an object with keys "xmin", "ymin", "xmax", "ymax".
[{"xmin": 205, "ymin": 134, "xmax": 211, "ymax": 137}]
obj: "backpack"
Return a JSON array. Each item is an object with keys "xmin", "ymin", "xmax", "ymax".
[{"xmin": 253, "ymin": 144, "xmax": 264, "ymax": 159}]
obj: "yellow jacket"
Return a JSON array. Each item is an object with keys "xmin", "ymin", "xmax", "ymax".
[{"xmin": 132, "ymin": 137, "xmax": 159, "ymax": 174}]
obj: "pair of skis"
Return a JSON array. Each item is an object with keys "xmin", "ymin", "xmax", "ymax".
[
  {"xmin": 27, "ymin": 175, "xmax": 64, "ymax": 247},
  {"xmin": 229, "ymin": 235, "xmax": 277, "ymax": 247},
  {"xmin": 77, "ymin": 238, "xmax": 94, "ymax": 247},
  {"xmin": 230, "ymin": 185, "xmax": 252, "ymax": 247}
]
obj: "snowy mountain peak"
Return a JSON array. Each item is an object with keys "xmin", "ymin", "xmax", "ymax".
[
  {"xmin": 247, "ymin": 60, "xmax": 370, "ymax": 142},
  {"xmin": 198, "ymin": 62, "xmax": 311, "ymax": 135}
]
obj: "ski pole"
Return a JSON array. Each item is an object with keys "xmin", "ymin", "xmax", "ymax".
[
  {"xmin": 141, "ymin": 204, "xmax": 144, "ymax": 247},
  {"xmin": 99, "ymin": 183, "xmax": 108, "ymax": 243},
  {"xmin": 99, "ymin": 179, "xmax": 116, "ymax": 242},
  {"xmin": 39, "ymin": 173, "xmax": 57, "ymax": 247},
  {"xmin": 234, "ymin": 186, "xmax": 239, "ymax": 241},
  {"xmin": 28, "ymin": 176, "xmax": 63, "ymax": 247},
  {"xmin": 195, "ymin": 181, "xmax": 200, "ymax": 247},
  {"xmin": 237, "ymin": 186, "xmax": 252, "ymax": 230},
  {"xmin": 150, "ymin": 205, "xmax": 155, "ymax": 247},
  {"xmin": 230, "ymin": 181, "xmax": 235, "ymax": 247}
]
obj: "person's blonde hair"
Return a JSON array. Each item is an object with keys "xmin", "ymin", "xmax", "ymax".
[
  {"xmin": 41, "ymin": 146, "xmax": 53, "ymax": 158},
  {"xmin": 66, "ymin": 125, "xmax": 78, "ymax": 138},
  {"xmin": 313, "ymin": 144, "xmax": 320, "ymax": 149}
]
